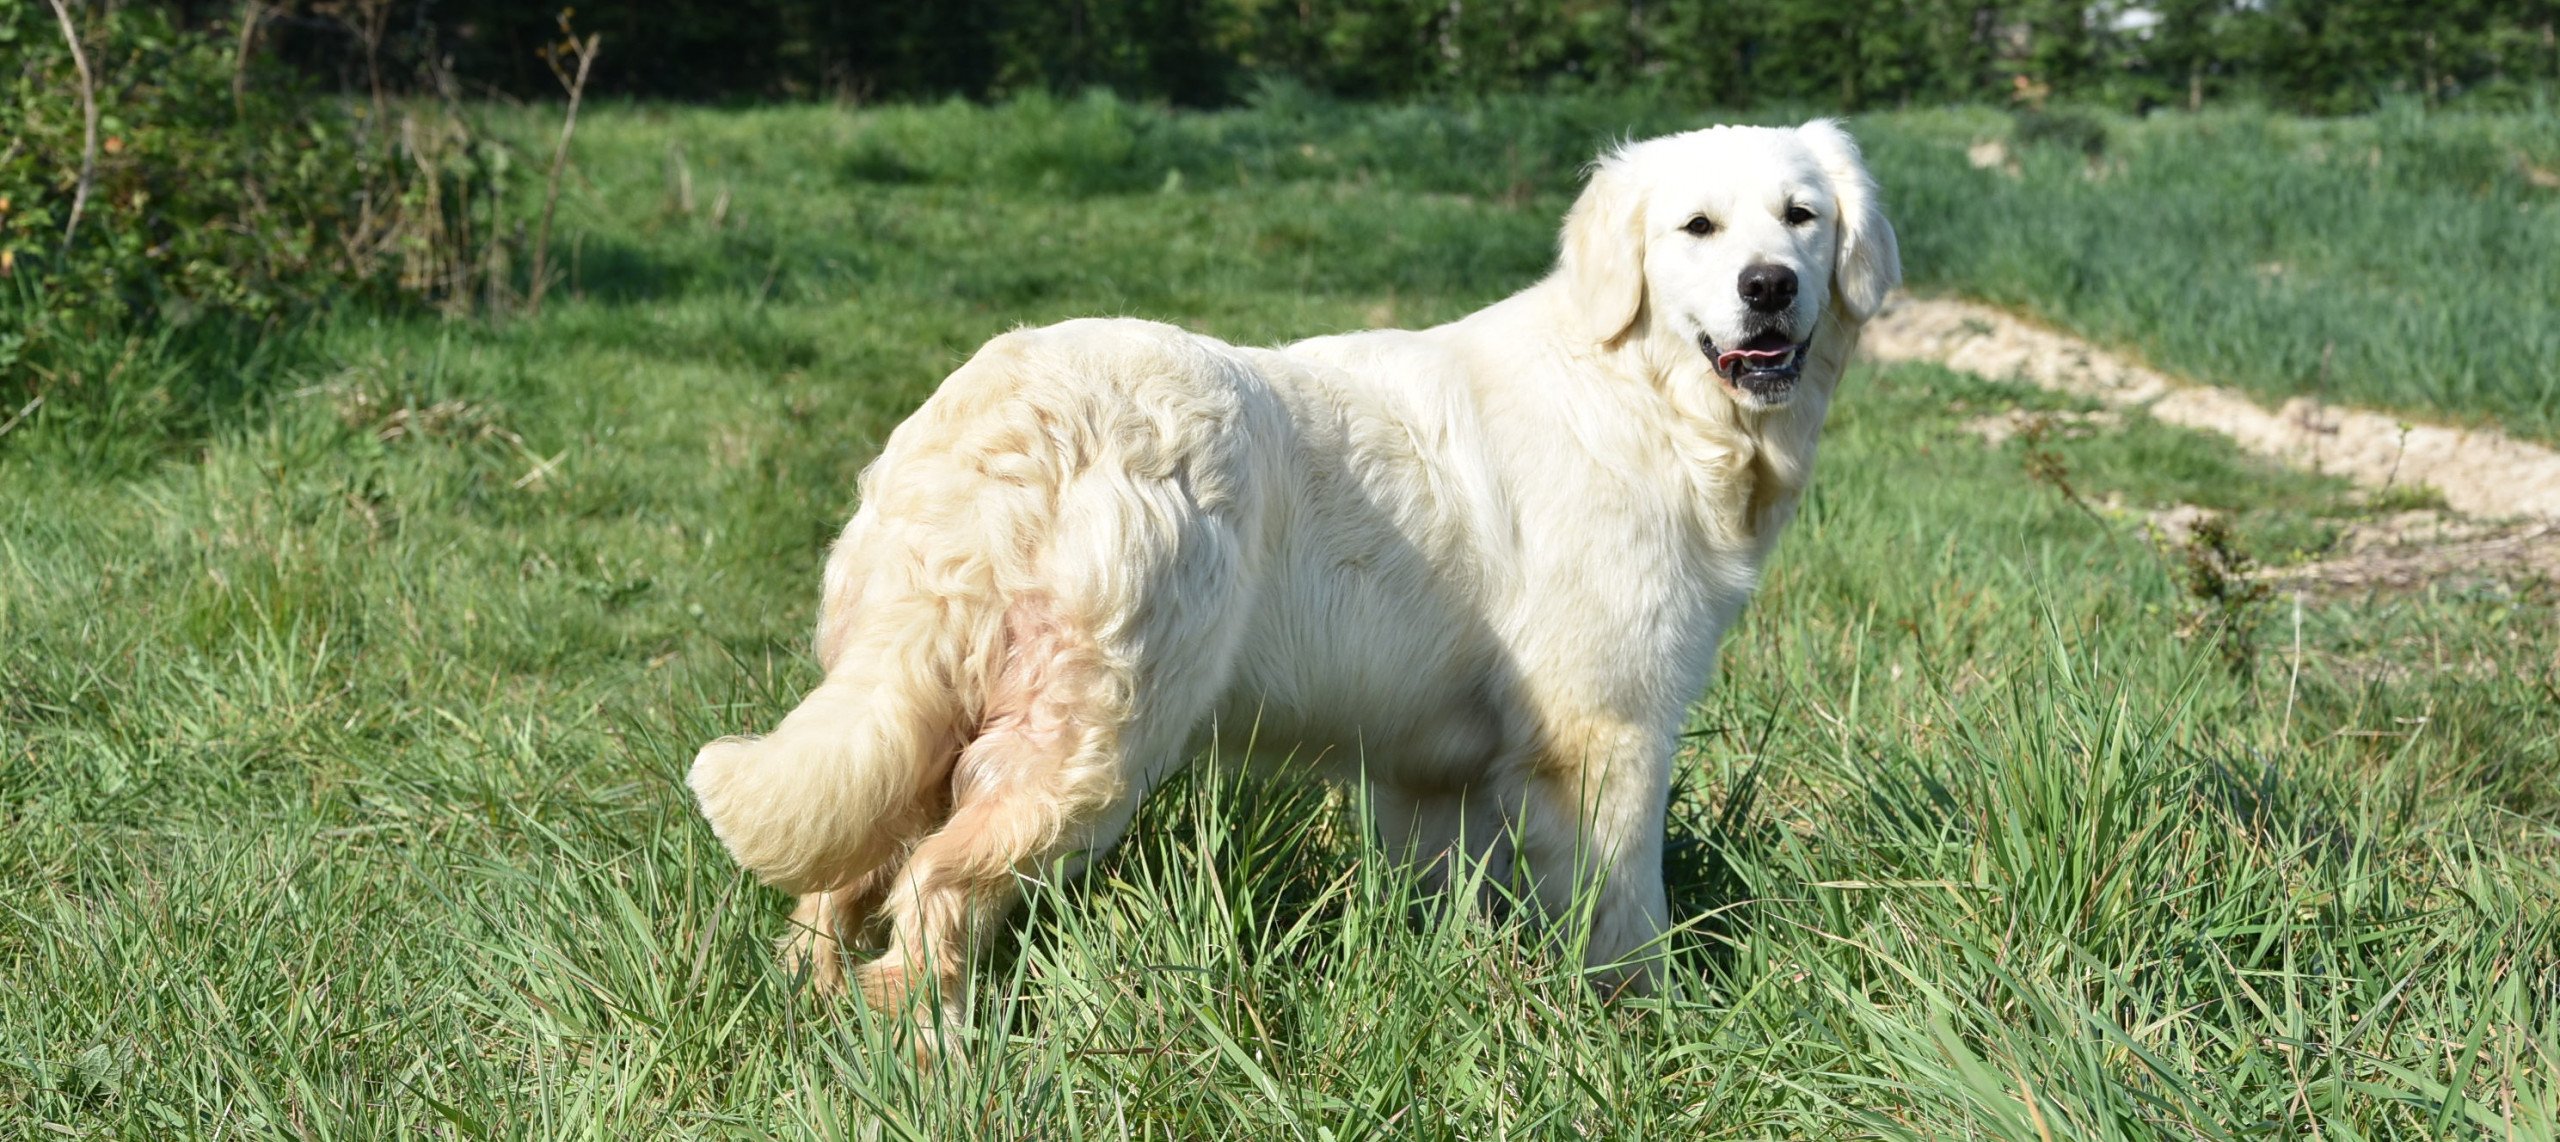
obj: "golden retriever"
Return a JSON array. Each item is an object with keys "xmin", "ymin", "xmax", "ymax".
[{"xmin": 690, "ymin": 119, "xmax": 1900, "ymax": 1023}]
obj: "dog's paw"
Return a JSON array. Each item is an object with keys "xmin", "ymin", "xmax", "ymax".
[{"xmin": 854, "ymin": 957, "xmax": 923, "ymax": 1014}]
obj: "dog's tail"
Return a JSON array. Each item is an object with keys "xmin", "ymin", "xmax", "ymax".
[{"xmin": 686, "ymin": 614, "xmax": 970, "ymax": 894}]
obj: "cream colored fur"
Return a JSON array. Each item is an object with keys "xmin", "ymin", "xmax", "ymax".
[{"xmin": 690, "ymin": 120, "xmax": 1901, "ymax": 1021}]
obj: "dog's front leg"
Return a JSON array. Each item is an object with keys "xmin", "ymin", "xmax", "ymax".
[{"xmin": 1515, "ymin": 718, "xmax": 1675, "ymax": 996}]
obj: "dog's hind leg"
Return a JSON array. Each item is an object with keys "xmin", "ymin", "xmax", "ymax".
[
  {"xmin": 776, "ymin": 788, "xmax": 941, "ymax": 994},
  {"xmin": 779, "ymin": 887, "xmax": 860, "ymax": 995},
  {"xmin": 854, "ymin": 586, "xmax": 1241, "ymax": 1032},
  {"xmin": 831, "ymin": 321, "xmax": 1267, "ymax": 1036}
]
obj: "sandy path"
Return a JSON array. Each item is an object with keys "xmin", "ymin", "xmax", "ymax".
[{"xmin": 1860, "ymin": 295, "xmax": 2560, "ymax": 523}]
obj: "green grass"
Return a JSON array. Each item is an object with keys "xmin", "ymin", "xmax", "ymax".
[
  {"xmin": 1877, "ymin": 102, "xmax": 2560, "ymax": 442},
  {"xmin": 552, "ymin": 91, "xmax": 2560, "ymax": 439},
  {"xmin": 3, "ymin": 97, "xmax": 2557, "ymax": 1137}
]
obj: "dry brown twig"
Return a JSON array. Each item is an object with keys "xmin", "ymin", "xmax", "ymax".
[
  {"xmin": 529, "ymin": 10, "xmax": 601, "ymax": 316},
  {"xmin": 45, "ymin": 0, "xmax": 100, "ymax": 249},
  {"xmin": 355, "ymin": 0, "xmax": 393, "ymax": 123}
]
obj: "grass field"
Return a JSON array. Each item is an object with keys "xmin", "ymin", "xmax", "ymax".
[
  {"xmin": 4, "ymin": 96, "xmax": 2558, "ymax": 1137},
  {"xmin": 1880, "ymin": 103, "xmax": 2560, "ymax": 443}
]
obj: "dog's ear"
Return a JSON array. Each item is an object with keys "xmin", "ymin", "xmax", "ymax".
[
  {"xmin": 1797, "ymin": 119, "xmax": 1901, "ymax": 323},
  {"xmin": 1561, "ymin": 158, "xmax": 1647, "ymax": 346}
]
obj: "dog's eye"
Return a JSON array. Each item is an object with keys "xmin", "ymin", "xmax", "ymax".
[
  {"xmin": 1682, "ymin": 216, "xmax": 1718, "ymax": 237},
  {"xmin": 1783, "ymin": 205, "xmax": 1817, "ymax": 226}
]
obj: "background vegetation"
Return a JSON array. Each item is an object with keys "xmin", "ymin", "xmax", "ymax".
[
  {"xmin": 11, "ymin": 72, "xmax": 2559, "ymax": 450},
  {"xmin": 8, "ymin": 4, "xmax": 2555, "ymax": 443},
  {"xmin": 0, "ymin": 2, "xmax": 518, "ymax": 446},
  {"xmin": 133, "ymin": 0, "xmax": 2560, "ymax": 113}
]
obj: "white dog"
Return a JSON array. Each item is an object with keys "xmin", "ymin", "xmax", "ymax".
[{"xmin": 690, "ymin": 120, "xmax": 1900, "ymax": 1020}]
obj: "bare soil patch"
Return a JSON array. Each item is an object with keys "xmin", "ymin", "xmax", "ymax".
[
  {"xmin": 1867, "ymin": 294, "xmax": 2560, "ymax": 592},
  {"xmin": 2142, "ymin": 505, "xmax": 2559, "ymax": 593},
  {"xmin": 1863, "ymin": 295, "xmax": 2560, "ymax": 522},
  {"xmin": 2270, "ymin": 513, "xmax": 2554, "ymax": 593}
]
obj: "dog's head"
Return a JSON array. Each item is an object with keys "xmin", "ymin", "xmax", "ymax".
[{"xmin": 1561, "ymin": 120, "xmax": 1900, "ymax": 411}]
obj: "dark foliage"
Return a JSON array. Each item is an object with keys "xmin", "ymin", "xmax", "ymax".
[{"xmin": 140, "ymin": 0, "xmax": 2560, "ymax": 113}]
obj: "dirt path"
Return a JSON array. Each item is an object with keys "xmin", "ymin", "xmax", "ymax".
[{"xmin": 1861, "ymin": 295, "xmax": 2560, "ymax": 523}]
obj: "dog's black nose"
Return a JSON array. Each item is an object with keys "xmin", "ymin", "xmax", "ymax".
[{"xmin": 1737, "ymin": 264, "xmax": 1798, "ymax": 314}]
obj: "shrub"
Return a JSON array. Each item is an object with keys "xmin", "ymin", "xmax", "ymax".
[
  {"xmin": 0, "ymin": 3, "xmax": 516, "ymax": 420},
  {"xmin": 2011, "ymin": 106, "xmax": 2110, "ymax": 160}
]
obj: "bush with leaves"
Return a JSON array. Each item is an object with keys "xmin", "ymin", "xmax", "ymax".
[{"xmin": 0, "ymin": 3, "xmax": 515, "ymax": 413}]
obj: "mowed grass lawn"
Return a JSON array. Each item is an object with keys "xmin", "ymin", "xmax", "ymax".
[{"xmin": 4, "ymin": 99, "xmax": 2558, "ymax": 1137}]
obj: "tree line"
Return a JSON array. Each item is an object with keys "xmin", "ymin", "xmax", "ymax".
[{"xmin": 142, "ymin": 0, "xmax": 2558, "ymax": 114}]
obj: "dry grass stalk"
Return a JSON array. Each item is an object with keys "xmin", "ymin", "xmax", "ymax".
[
  {"xmin": 529, "ymin": 12, "xmax": 601, "ymax": 316},
  {"xmin": 45, "ymin": 0, "xmax": 100, "ymax": 249}
]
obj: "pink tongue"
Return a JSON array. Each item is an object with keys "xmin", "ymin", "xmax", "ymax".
[{"xmin": 1718, "ymin": 347, "xmax": 1791, "ymax": 371}]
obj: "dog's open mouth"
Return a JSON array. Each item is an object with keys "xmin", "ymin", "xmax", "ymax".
[{"xmin": 1702, "ymin": 330, "xmax": 1807, "ymax": 400}]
